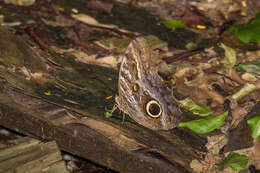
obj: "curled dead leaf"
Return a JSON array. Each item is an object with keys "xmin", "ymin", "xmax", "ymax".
[
  {"xmin": 241, "ymin": 73, "xmax": 257, "ymax": 82},
  {"xmin": 227, "ymin": 68, "xmax": 246, "ymax": 85}
]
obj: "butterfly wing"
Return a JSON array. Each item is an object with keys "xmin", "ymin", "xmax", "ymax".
[{"xmin": 116, "ymin": 37, "xmax": 182, "ymax": 130}]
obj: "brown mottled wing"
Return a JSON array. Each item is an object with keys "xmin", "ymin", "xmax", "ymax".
[{"xmin": 116, "ymin": 37, "xmax": 182, "ymax": 130}]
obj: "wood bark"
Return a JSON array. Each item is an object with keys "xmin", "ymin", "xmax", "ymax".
[{"xmin": 0, "ymin": 137, "xmax": 68, "ymax": 173}]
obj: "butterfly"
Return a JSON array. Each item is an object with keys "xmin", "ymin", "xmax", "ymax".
[{"xmin": 115, "ymin": 37, "xmax": 182, "ymax": 130}]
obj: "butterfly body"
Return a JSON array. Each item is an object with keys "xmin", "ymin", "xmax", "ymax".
[{"xmin": 116, "ymin": 37, "xmax": 182, "ymax": 130}]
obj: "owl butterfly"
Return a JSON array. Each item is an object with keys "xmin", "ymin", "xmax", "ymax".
[{"xmin": 116, "ymin": 37, "xmax": 182, "ymax": 130}]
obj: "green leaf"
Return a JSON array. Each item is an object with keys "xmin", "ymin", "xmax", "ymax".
[
  {"xmin": 247, "ymin": 115, "xmax": 260, "ymax": 138},
  {"xmin": 185, "ymin": 42, "xmax": 197, "ymax": 51},
  {"xmin": 104, "ymin": 111, "xmax": 112, "ymax": 118},
  {"xmin": 178, "ymin": 111, "xmax": 228, "ymax": 134},
  {"xmin": 144, "ymin": 35, "xmax": 168, "ymax": 50},
  {"xmin": 163, "ymin": 20, "xmax": 187, "ymax": 29},
  {"xmin": 218, "ymin": 152, "xmax": 248, "ymax": 171},
  {"xmin": 104, "ymin": 105, "xmax": 117, "ymax": 118},
  {"xmin": 229, "ymin": 12, "xmax": 260, "ymax": 43},
  {"xmin": 179, "ymin": 98, "xmax": 213, "ymax": 116},
  {"xmin": 220, "ymin": 43, "xmax": 237, "ymax": 68},
  {"xmin": 236, "ymin": 62, "xmax": 260, "ymax": 75}
]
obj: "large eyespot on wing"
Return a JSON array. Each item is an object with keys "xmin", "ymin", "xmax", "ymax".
[{"xmin": 146, "ymin": 100, "xmax": 162, "ymax": 118}]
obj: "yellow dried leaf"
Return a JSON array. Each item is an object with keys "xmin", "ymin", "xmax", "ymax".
[
  {"xmin": 72, "ymin": 8, "xmax": 78, "ymax": 14},
  {"xmin": 106, "ymin": 95, "xmax": 113, "ymax": 99},
  {"xmin": 242, "ymin": 1, "xmax": 247, "ymax": 7},
  {"xmin": 44, "ymin": 91, "xmax": 51, "ymax": 96},
  {"xmin": 18, "ymin": 0, "xmax": 23, "ymax": 5},
  {"xmin": 220, "ymin": 43, "xmax": 237, "ymax": 68},
  {"xmin": 197, "ymin": 25, "xmax": 206, "ymax": 29}
]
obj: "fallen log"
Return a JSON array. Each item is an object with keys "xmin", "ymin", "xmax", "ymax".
[{"xmin": 0, "ymin": 26, "xmax": 206, "ymax": 173}]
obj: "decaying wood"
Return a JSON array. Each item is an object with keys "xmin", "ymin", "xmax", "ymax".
[
  {"xmin": 0, "ymin": 87, "xmax": 196, "ymax": 173},
  {"xmin": 0, "ymin": 137, "xmax": 68, "ymax": 173},
  {"xmin": 0, "ymin": 26, "xmax": 207, "ymax": 173}
]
